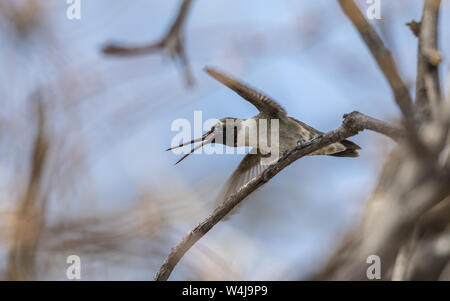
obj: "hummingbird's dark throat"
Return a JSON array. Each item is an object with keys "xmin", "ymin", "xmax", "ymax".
[{"xmin": 215, "ymin": 125, "xmax": 238, "ymax": 147}]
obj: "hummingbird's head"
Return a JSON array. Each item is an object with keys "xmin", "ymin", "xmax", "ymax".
[
  {"xmin": 166, "ymin": 117, "xmax": 243, "ymax": 164},
  {"xmin": 215, "ymin": 117, "xmax": 241, "ymax": 138}
]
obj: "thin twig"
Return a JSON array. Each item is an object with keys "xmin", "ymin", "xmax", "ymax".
[
  {"xmin": 406, "ymin": 21, "xmax": 421, "ymax": 38},
  {"xmin": 154, "ymin": 111, "xmax": 402, "ymax": 280}
]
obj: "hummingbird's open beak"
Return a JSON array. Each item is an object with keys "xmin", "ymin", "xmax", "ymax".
[{"xmin": 166, "ymin": 130, "xmax": 215, "ymax": 165}]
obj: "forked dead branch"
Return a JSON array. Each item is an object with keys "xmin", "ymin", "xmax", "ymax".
[{"xmin": 102, "ymin": 0, "xmax": 195, "ymax": 85}]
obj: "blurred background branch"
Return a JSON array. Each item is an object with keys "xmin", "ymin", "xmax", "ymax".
[
  {"xmin": 102, "ymin": 0, "xmax": 195, "ymax": 86},
  {"xmin": 5, "ymin": 96, "xmax": 49, "ymax": 280},
  {"xmin": 312, "ymin": 0, "xmax": 450, "ymax": 281}
]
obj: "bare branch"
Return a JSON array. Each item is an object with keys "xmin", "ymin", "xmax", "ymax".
[
  {"xmin": 338, "ymin": 0, "xmax": 415, "ymax": 122},
  {"xmin": 154, "ymin": 111, "xmax": 402, "ymax": 280},
  {"xmin": 313, "ymin": 165, "xmax": 450, "ymax": 280},
  {"xmin": 338, "ymin": 0, "xmax": 435, "ymax": 165},
  {"xmin": 349, "ymin": 113, "xmax": 404, "ymax": 142},
  {"xmin": 101, "ymin": 42, "xmax": 163, "ymax": 57},
  {"xmin": 5, "ymin": 96, "xmax": 49, "ymax": 280},
  {"xmin": 416, "ymin": 0, "xmax": 442, "ymax": 114},
  {"xmin": 315, "ymin": 104, "xmax": 450, "ymax": 280},
  {"xmin": 102, "ymin": 0, "xmax": 195, "ymax": 85},
  {"xmin": 314, "ymin": 2, "xmax": 448, "ymax": 275}
]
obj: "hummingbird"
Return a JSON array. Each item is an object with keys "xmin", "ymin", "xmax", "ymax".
[{"xmin": 168, "ymin": 67, "xmax": 361, "ymax": 208}]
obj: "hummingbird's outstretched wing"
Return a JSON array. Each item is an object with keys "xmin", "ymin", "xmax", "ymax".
[
  {"xmin": 205, "ymin": 67, "xmax": 287, "ymax": 118},
  {"xmin": 217, "ymin": 153, "xmax": 270, "ymax": 219}
]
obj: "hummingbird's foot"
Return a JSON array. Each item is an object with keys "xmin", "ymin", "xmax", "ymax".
[
  {"xmin": 276, "ymin": 150, "xmax": 290, "ymax": 163},
  {"xmin": 307, "ymin": 134, "xmax": 323, "ymax": 144}
]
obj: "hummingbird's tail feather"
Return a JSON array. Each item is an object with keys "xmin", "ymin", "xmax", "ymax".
[{"xmin": 329, "ymin": 139, "xmax": 361, "ymax": 158}]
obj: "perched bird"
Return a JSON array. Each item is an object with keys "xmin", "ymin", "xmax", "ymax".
[{"xmin": 168, "ymin": 67, "xmax": 361, "ymax": 209}]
